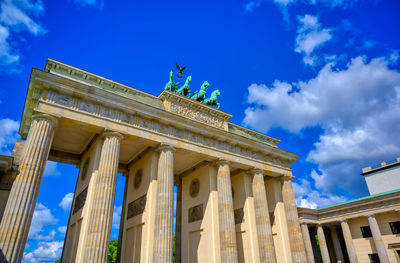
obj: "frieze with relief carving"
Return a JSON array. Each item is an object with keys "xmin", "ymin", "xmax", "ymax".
[
  {"xmin": 44, "ymin": 90, "xmax": 292, "ymax": 169},
  {"xmin": 188, "ymin": 204, "xmax": 204, "ymax": 223},
  {"xmin": 127, "ymin": 195, "xmax": 146, "ymax": 219},
  {"xmin": 73, "ymin": 187, "xmax": 88, "ymax": 214},
  {"xmin": 169, "ymin": 101, "xmax": 225, "ymax": 129}
]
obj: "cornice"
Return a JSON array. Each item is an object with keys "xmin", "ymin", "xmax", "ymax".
[{"xmin": 20, "ymin": 61, "xmax": 300, "ymax": 169}]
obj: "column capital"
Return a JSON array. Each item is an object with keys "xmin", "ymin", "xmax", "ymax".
[
  {"xmin": 300, "ymin": 222, "xmax": 308, "ymax": 226},
  {"xmin": 281, "ymin": 174, "xmax": 295, "ymax": 181},
  {"xmin": 102, "ymin": 131, "xmax": 124, "ymax": 140},
  {"xmin": 214, "ymin": 159, "xmax": 231, "ymax": 166},
  {"xmin": 340, "ymin": 218, "xmax": 349, "ymax": 223},
  {"xmin": 247, "ymin": 168, "xmax": 264, "ymax": 176},
  {"xmin": 365, "ymin": 213, "xmax": 376, "ymax": 218},
  {"xmin": 32, "ymin": 113, "xmax": 58, "ymax": 126},
  {"xmin": 156, "ymin": 143, "xmax": 175, "ymax": 153}
]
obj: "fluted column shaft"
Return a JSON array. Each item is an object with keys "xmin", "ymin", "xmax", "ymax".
[
  {"xmin": 300, "ymin": 223, "xmax": 315, "ymax": 263},
  {"xmin": 83, "ymin": 132, "xmax": 122, "ymax": 263},
  {"xmin": 367, "ymin": 215, "xmax": 390, "ymax": 263},
  {"xmin": 329, "ymin": 226, "xmax": 344, "ymax": 262},
  {"xmin": 340, "ymin": 220, "xmax": 358, "ymax": 263},
  {"xmin": 153, "ymin": 145, "xmax": 175, "ymax": 263},
  {"xmin": 217, "ymin": 161, "xmax": 238, "ymax": 262},
  {"xmin": 281, "ymin": 176, "xmax": 308, "ymax": 263},
  {"xmin": 317, "ymin": 225, "xmax": 331, "ymax": 263},
  {"xmin": 0, "ymin": 114, "xmax": 57, "ymax": 263},
  {"xmin": 251, "ymin": 170, "xmax": 277, "ymax": 263}
]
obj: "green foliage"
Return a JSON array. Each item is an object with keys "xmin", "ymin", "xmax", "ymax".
[
  {"xmin": 55, "ymin": 239, "xmax": 119, "ymax": 263},
  {"xmin": 108, "ymin": 239, "xmax": 119, "ymax": 263}
]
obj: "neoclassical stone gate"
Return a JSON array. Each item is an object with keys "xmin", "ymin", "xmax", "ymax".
[{"xmin": 0, "ymin": 59, "xmax": 308, "ymax": 263}]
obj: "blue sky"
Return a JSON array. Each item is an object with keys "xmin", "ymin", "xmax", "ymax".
[{"xmin": 0, "ymin": 0, "xmax": 399, "ymax": 261}]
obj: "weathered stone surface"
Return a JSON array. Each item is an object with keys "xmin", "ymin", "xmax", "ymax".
[
  {"xmin": 82, "ymin": 132, "xmax": 122, "ymax": 263},
  {"xmin": 0, "ymin": 114, "xmax": 57, "ymax": 263},
  {"xmin": 252, "ymin": 171, "xmax": 277, "ymax": 263},
  {"xmin": 282, "ymin": 176, "xmax": 308, "ymax": 263},
  {"xmin": 153, "ymin": 145, "xmax": 175, "ymax": 263},
  {"xmin": 216, "ymin": 161, "xmax": 238, "ymax": 262}
]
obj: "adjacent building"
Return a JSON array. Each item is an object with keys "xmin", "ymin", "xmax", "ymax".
[{"xmin": 298, "ymin": 158, "xmax": 400, "ymax": 263}]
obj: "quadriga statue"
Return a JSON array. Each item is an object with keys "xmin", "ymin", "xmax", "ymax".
[
  {"xmin": 176, "ymin": 76, "xmax": 192, "ymax": 96},
  {"xmin": 204, "ymin": 89, "xmax": 220, "ymax": 109},
  {"xmin": 190, "ymin": 81, "xmax": 209, "ymax": 103}
]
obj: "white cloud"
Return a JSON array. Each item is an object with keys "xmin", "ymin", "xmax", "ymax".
[
  {"xmin": 0, "ymin": 25, "xmax": 19, "ymax": 65},
  {"xmin": 58, "ymin": 226, "xmax": 67, "ymax": 235},
  {"xmin": 293, "ymin": 178, "xmax": 347, "ymax": 208},
  {"xmin": 112, "ymin": 205, "xmax": 122, "ymax": 229},
  {"xmin": 295, "ymin": 15, "xmax": 332, "ymax": 65},
  {"xmin": 43, "ymin": 160, "xmax": 60, "ymax": 176},
  {"xmin": 0, "ymin": 118, "xmax": 19, "ymax": 155},
  {"xmin": 59, "ymin": 192, "xmax": 74, "ymax": 211},
  {"xmin": 0, "ymin": 0, "xmax": 45, "ymax": 70},
  {"xmin": 244, "ymin": 55, "xmax": 400, "ymax": 196},
  {"xmin": 0, "ymin": 0, "xmax": 45, "ymax": 35},
  {"xmin": 28, "ymin": 203, "xmax": 57, "ymax": 241},
  {"xmin": 23, "ymin": 241, "xmax": 63, "ymax": 263}
]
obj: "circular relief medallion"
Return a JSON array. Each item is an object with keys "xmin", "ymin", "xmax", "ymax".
[
  {"xmin": 134, "ymin": 169, "xmax": 142, "ymax": 189},
  {"xmin": 189, "ymin": 178, "xmax": 200, "ymax": 198}
]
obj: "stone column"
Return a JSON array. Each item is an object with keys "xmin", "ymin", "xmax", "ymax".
[
  {"xmin": 317, "ymin": 225, "xmax": 330, "ymax": 263},
  {"xmin": 175, "ymin": 177, "xmax": 182, "ymax": 263},
  {"xmin": 82, "ymin": 132, "xmax": 123, "ymax": 263},
  {"xmin": 300, "ymin": 223, "xmax": 315, "ymax": 263},
  {"xmin": 153, "ymin": 145, "xmax": 175, "ymax": 263},
  {"xmin": 0, "ymin": 114, "xmax": 57, "ymax": 263},
  {"xmin": 281, "ymin": 176, "xmax": 308, "ymax": 263},
  {"xmin": 251, "ymin": 170, "xmax": 277, "ymax": 263},
  {"xmin": 367, "ymin": 214, "xmax": 390, "ymax": 263},
  {"xmin": 340, "ymin": 220, "xmax": 358, "ymax": 263},
  {"xmin": 329, "ymin": 226, "xmax": 344, "ymax": 263},
  {"xmin": 217, "ymin": 160, "xmax": 238, "ymax": 262}
]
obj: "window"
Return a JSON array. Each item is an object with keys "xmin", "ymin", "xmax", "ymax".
[
  {"xmin": 361, "ymin": 226, "xmax": 372, "ymax": 238},
  {"xmin": 389, "ymin": 221, "xmax": 400, "ymax": 234},
  {"xmin": 368, "ymin": 253, "xmax": 380, "ymax": 263}
]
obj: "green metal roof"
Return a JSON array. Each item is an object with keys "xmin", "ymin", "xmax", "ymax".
[{"xmin": 316, "ymin": 188, "xmax": 400, "ymax": 210}]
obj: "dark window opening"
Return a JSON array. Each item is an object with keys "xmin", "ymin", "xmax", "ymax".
[
  {"xmin": 361, "ymin": 226, "xmax": 372, "ymax": 238},
  {"xmin": 389, "ymin": 221, "xmax": 400, "ymax": 234},
  {"xmin": 368, "ymin": 253, "xmax": 380, "ymax": 263}
]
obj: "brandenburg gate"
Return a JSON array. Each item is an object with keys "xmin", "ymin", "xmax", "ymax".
[{"xmin": 0, "ymin": 59, "xmax": 308, "ymax": 262}]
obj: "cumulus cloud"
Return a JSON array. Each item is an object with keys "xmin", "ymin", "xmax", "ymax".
[
  {"xmin": 0, "ymin": 118, "xmax": 19, "ymax": 154},
  {"xmin": 0, "ymin": 0, "xmax": 46, "ymax": 70},
  {"xmin": 293, "ymin": 178, "xmax": 347, "ymax": 208},
  {"xmin": 43, "ymin": 160, "xmax": 60, "ymax": 177},
  {"xmin": 58, "ymin": 226, "xmax": 67, "ymax": 235},
  {"xmin": 295, "ymin": 15, "xmax": 332, "ymax": 65},
  {"xmin": 244, "ymin": 55, "xmax": 400, "ymax": 197},
  {"xmin": 112, "ymin": 205, "xmax": 122, "ymax": 229},
  {"xmin": 23, "ymin": 241, "xmax": 63, "ymax": 263},
  {"xmin": 59, "ymin": 192, "xmax": 74, "ymax": 211},
  {"xmin": 28, "ymin": 203, "xmax": 58, "ymax": 241}
]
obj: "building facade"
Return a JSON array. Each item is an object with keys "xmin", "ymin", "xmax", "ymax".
[
  {"xmin": 0, "ymin": 59, "xmax": 309, "ymax": 263},
  {"xmin": 298, "ymin": 160, "xmax": 400, "ymax": 263}
]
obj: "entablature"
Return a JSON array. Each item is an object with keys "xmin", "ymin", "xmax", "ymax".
[
  {"xmin": 20, "ymin": 62, "xmax": 299, "ymax": 174},
  {"xmin": 298, "ymin": 191, "xmax": 400, "ymax": 224}
]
